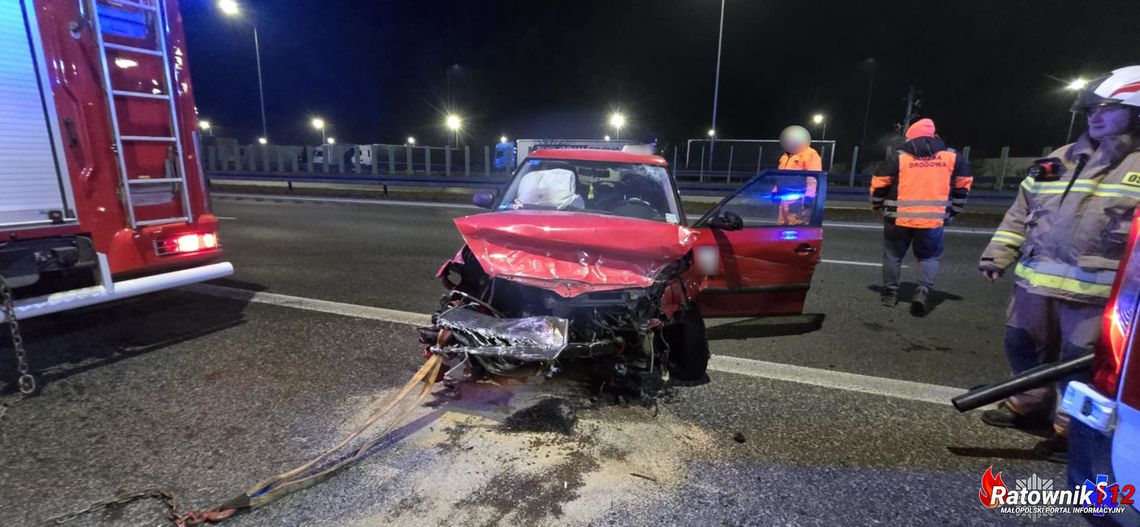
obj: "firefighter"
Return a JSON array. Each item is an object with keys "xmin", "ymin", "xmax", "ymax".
[
  {"xmin": 978, "ymin": 66, "xmax": 1140, "ymax": 462},
  {"xmin": 776, "ymin": 125, "xmax": 822, "ymax": 225},
  {"xmin": 871, "ymin": 118, "xmax": 973, "ymax": 314}
]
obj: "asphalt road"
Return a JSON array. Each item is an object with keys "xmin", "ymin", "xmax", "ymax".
[{"xmin": 0, "ymin": 195, "xmax": 1081, "ymax": 526}]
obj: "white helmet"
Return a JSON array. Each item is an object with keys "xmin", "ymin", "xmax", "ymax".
[
  {"xmin": 779, "ymin": 125, "xmax": 812, "ymax": 153},
  {"xmin": 1073, "ymin": 65, "xmax": 1140, "ymax": 111}
]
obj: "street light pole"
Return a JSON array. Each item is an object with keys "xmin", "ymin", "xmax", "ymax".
[
  {"xmin": 710, "ymin": 0, "xmax": 725, "ymax": 155},
  {"xmin": 218, "ymin": 1, "xmax": 268, "ymax": 141},
  {"xmin": 253, "ymin": 25, "xmax": 267, "ymax": 141},
  {"xmin": 860, "ymin": 59, "xmax": 875, "ymax": 146}
]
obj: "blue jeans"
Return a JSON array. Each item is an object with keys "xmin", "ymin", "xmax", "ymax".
[{"xmin": 882, "ymin": 221, "xmax": 944, "ymax": 291}]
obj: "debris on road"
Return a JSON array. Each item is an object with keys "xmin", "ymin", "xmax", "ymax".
[{"xmin": 501, "ymin": 398, "xmax": 578, "ymax": 435}]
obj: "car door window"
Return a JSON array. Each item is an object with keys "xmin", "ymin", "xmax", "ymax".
[{"xmin": 713, "ymin": 173, "xmax": 821, "ymax": 227}]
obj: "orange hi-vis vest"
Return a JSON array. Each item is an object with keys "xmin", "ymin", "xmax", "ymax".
[{"xmin": 876, "ymin": 150, "xmax": 958, "ymax": 228}]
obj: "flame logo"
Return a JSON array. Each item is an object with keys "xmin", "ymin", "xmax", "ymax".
[{"xmin": 979, "ymin": 466, "xmax": 1007, "ymax": 508}]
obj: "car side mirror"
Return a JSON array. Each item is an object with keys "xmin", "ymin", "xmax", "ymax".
[
  {"xmin": 708, "ymin": 211, "xmax": 743, "ymax": 231},
  {"xmin": 472, "ymin": 191, "xmax": 496, "ymax": 209}
]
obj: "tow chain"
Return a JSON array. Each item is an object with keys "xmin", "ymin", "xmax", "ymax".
[{"xmin": 0, "ymin": 275, "xmax": 35, "ymax": 395}]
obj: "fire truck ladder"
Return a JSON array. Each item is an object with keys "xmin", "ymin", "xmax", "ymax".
[{"xmin": 89, "ymin": 0, "xmax": 192, "ymax": 228}]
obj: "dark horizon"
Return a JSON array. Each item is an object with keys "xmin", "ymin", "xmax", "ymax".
[{"xmin": 182, "ymin": 0, "xmax": 1140, "ymax": 158}]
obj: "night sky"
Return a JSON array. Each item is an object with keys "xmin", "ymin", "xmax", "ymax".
[{"xmin": 181, "ymin": 0, "xmax": 1140, "ymax": 158}]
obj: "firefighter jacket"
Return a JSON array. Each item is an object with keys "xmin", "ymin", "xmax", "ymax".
[
  {"xmin": 871, "ymin": 136, "xmax": 973, "ymax": 229},
  {"xmin": 981, "ymin": 133, "xmax": 1140, "ymax": 305}
]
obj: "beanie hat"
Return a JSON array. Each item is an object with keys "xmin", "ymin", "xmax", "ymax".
[{"xmin": 905, "ymin": 118, "xmax": 936, "ymax": 140}]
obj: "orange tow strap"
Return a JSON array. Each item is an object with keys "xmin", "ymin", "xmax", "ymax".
[{"xmin": 176, "ymin": 354, "xmax": 445, "ymax": 524}]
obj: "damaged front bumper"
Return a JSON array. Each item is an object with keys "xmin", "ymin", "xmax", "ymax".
[{"xmin": 429, "ymin": 308, "xmax": 570, "ymax": 362}]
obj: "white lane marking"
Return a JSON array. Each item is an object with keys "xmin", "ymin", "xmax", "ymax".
[
  {"xmin": 212, "ymin": 193, "xmax": 479, "ymax": 210},
  {"xmin": 823, "ymin": 221, "xmax": 994, "ymax": 236},
  {"xmin": 184, "ymin": 284, "xmax": 962, "ymax": 405},
  {"xmin": 706, "ymin": 355, "xmax": 963, "ymax": 406},
  {"xmin": 184, "ymin": 283, "xmax": 433, "ymax": 327},
  {"xmin": 820, "ymin": 259, "xmax": 881, "ymax": 267},
  {"xmin": 216, "ymin": 216, "xmax": 238, "ymax": 220}
]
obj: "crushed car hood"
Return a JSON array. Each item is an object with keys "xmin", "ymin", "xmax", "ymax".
[{"xmin": 453, "ymin": 210, "xmax": 700, "ymax": 298}]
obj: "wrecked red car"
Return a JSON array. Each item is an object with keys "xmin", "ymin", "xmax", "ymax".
[{"xmin": 421, "ymin": 148, "xmax": 826, "ymax": 387}]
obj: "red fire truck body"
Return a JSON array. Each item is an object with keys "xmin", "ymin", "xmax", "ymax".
[{"xmin": 1, "ymin": 0, "xmax": 231, "ymax": 322}]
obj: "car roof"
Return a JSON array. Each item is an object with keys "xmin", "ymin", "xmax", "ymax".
[{"xmin": 526, "ymin": 148, "xmax": 669, "ymax": 166}]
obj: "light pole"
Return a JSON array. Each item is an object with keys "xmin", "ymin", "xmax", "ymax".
[
  {"xmin": 218, "ymin": 0, "xmax": 268, "ymax": 142},
  {"xmin": 311, "ymin": 117, "xmax": 326, "ymax": 144},
  {"xmin": 609, "ymin": 112, "xmax": 626, "ymax": 140},
  {"xmin": 812, "ymin": 113, "xmax": 826, "ymax": 140},
  {"xmin": 860, "ymin": 58, "xmax": 875, "ymax": 146},
  {"xmin": 710, "ymin": 0, "xmax": 726, "ymax": 155},
  {"xmin": 446, "ymin": 114, "xmax": 462, "ymax": 147},
  {"xmin": 1066, "ymin": 78, "xmax": 1088, "ymax": 143}
]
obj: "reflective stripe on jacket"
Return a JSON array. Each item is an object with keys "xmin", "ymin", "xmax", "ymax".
[
  {"xmin": 980, "ymin": 133, "xmax": 1140, "ymax": 304},
  {"xmin": 870, "ymin": 136, "xmax": 973, "ymax": 229}
]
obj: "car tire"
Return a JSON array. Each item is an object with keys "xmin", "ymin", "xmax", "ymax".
[{"xmin": 663, "ymin": 305, "xmax": 710, "ymax": 382}]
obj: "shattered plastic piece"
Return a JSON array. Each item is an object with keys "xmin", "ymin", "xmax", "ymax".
[{"xmin": 436, "ymin": 308, "xmax": 569, "ymax": 362}]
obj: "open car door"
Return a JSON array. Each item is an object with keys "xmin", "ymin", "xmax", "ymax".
[{"xmin": 685, "ymin": 170, "xmax": 825, "ymax": 317}]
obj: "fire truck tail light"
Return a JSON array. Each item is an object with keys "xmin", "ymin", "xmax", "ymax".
[
  {"xmin": 155, "ymin": 232, "xmax": 221, "ymax": 256},
  {"xmin": 176, "ymin": 234, "xmax": 201, "ymax": 253}
]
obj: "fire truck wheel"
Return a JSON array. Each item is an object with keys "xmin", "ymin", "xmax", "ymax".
[{"xmin": 663, "ymin": 305, "xmax": 709, "ymax": 382}]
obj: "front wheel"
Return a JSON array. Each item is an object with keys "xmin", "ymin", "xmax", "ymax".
[{"xmin": 661, "ymin": 305, "xmax": 709, "ymax": 382}]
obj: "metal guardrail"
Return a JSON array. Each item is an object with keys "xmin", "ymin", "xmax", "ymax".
[{"xmin": 205, "ymin": 170, "xmax": 1018, "ymax": 208}]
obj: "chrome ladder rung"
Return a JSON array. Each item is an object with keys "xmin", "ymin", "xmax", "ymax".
[
  {"xmin": 112, "ymin": 90, "xmax": 169, "ymax": 100},
  {"xmin": 106, "ymin": 0, "xmax": 158, "ymax": 11},
  {"xmin": 103, "ymin": 42, "xmax": 162, "ymax": 57},
  {"xmin": 121, "ymin": 135, "xmax": 176, "ymax": 142},
  {"xmin": 128, "ymin": 178, "xmax": 183, "ymax": 184},
  {"xmin": 135, "ymin": 217, "xmax": 190, "ymax": 227}
]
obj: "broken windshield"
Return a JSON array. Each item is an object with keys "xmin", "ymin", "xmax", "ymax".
[{"xmin": 497, "ymin": 159, "xmax": 681, "ymax": 224}]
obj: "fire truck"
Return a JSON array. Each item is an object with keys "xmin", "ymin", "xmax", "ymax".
[{"xmin": 1, "ymin": 1, "xmax": 231, "ymax": 335}]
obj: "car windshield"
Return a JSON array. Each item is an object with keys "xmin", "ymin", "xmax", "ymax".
[{"xmin": 497, "ymin": 158, "xmax": 681, "ymax": 224}]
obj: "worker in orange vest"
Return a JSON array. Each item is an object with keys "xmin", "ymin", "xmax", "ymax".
[
  {"xmin": 871, "ymin": 118, "xmax": 973, "ymax": 314},
  {"xmin": 776, "ymin": 125, "xmax": 822, "ymax": 225}
]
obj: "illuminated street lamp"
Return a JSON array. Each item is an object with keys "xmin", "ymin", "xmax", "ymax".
[
  {"xmin": 604, "ymin": 135, "xmax": 611, "ymax": 141},
  {"xmin": 609, "ymin": 112, "xmax": 626, "ymax": 140},
  {"xmin": 407, "ymin": 136, "xmax": 416, "ymax": 145},
  {"xmin": 311, "ymin": 117, "xmax": 326, "ymax": 144},
  {"xmin": 217, "ymin": 0, "xmax": 268, "ymax": 142},
  {"xmin": 500, "ymin": 135, "xmax": 508, "ymax": 143},
  {"xmin": 258, "ymin": 137, "xmax": 267, "ymax": 145},
  {"xmin": 328, "ymin": 137, "xmax": 336, "ymax": 145},
  {"xmin": 198, "ymin": 120, "xmax": 212, "ymax": 136},
  {"xmin": 812, "ymin": 113, "xmax": 827, "ymax": 140},
  {"xmin": 1066, "ymin": 78, "xmax": 1089, "ymax": 143},
  {"xmin": 707, "ymin": 128, "xmax": 716, "ymax": 138},
  {"xmin": 446, "ymin": 114, "xmax": 462, "ymax": 147}
]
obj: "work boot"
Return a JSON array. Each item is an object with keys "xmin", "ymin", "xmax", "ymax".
[
  {"xmin": 980, "ymin": 402, "xmax": 1050, "ymax": 429},
  {"xmin": 881, "ymin": 290, "xmax": 898, "ymax": 307},
  {"xmin": 1033, "ymin": 434, "xmax": 1068, "ymax": 463},
  {"xmin": 910, "ymin": 287, "xmax": 930, "ymax": 316}
]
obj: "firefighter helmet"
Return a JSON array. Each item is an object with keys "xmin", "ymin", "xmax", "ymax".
[
  {"xmin": 779, "ymin": 125, "xmax": 812, "ymax": 154},
  {"xmin": 1072, "ymin": 66, "xmax": 1140, "ymax": 111}
]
